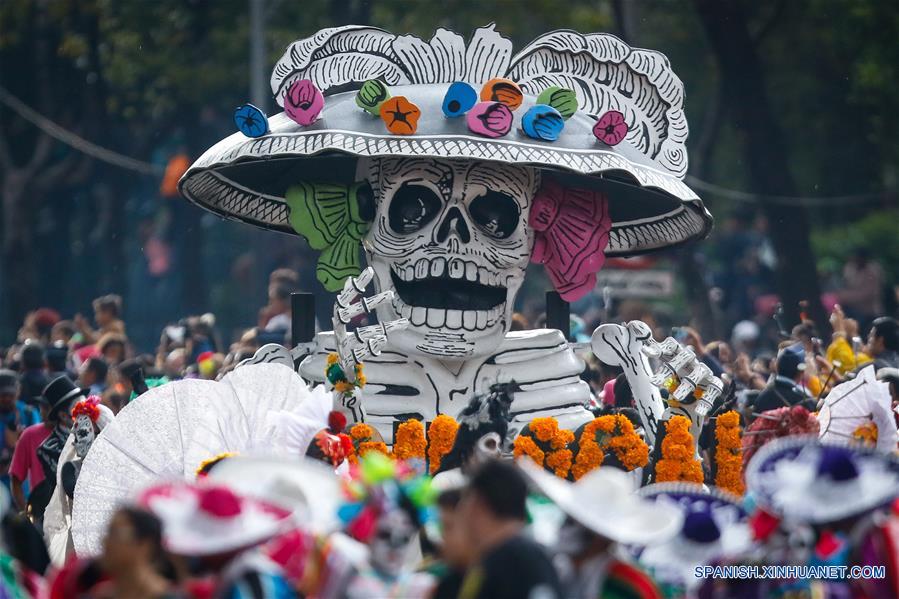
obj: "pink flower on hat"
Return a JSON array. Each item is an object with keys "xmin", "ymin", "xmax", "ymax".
[
  {"xmin": 198, "ymin": 486, "xmax": 242, "ymax": 519},
  {"xmin": 284, "ymin": 79, "xmax": 324, "ymax": 126},
  {"xmin": 593, "ymin": 110, "xmax": 628, "ymax": 146},
  {"xmin": 529, "ymin": 180, "xmax": 611, "ymax": 302}
]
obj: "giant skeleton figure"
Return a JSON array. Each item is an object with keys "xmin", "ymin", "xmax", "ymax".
[
  {"xmin": 179, "ymin": 24, "xmax": 715, "ymax": 443},
  {"xmin": 72, "ymin": 25, "xmax": 719, "ymax": 555}
]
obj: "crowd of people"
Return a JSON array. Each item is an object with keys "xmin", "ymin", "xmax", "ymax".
[{"xmin": 0, "ymin": 263, "xmax": 896, "ymax": 597}]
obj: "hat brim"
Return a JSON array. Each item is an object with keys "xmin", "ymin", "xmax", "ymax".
[
  {"xmin": 521, "ymin": 460, "xmax": 682, "ymax": 545},
  {"xmin": 179, "ymin": 85, "xmax": 711, "ymax": 257},
  {"xmin": 207, "ymin": 455, "xmax": 341, "ymax": 533}
]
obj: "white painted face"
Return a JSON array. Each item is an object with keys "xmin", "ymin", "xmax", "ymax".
[
  {"xmin": 369, "ymin": 507, "xmax": 417, "ymax": 578},
  {"xmin": 362, "ymin": 157, "xmax": 538, "ymax": 359},
  {"xmin": 73, "ymin": 414, "xmax": 96, "ymax": 458}
]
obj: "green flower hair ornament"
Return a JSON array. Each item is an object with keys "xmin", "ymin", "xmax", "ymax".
[{"xmin": 285, "ymin": 181, "xmax": 372, "ymax": 292}]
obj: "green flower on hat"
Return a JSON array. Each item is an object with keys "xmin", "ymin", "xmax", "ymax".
[{"xmin": 285, "ymin": 182, "xmax": 371, "ymax": 291}]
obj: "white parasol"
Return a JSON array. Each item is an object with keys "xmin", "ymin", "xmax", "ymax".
[{"xmin": 818, "ymin": 365, "xmax": 897, "ymax": 453}]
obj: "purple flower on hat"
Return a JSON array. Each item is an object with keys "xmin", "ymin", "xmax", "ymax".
[
  {"xmin": 529, "ymin": 179, "xmax": 612, "ymax": 302},
  {"xmin": 593, "ymin": 110, "xmax": 628, "ymax": 146},
  {"xmin": 284, "ymin": 79, "xmax": 324, "ymax": 126}
]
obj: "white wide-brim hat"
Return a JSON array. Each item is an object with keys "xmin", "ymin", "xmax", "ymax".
[
  {"xmin": 520, "ymin": 460, "xmax": 682, "ymax": 546},
  {"xmin": 207, "ymin": 455, "xmax": 341, "ymax": 533},
  {"xmin": 178, "ymin": 25, "xmax": 711, "ymax": 258},
  {"xmin": 140, "ymin": 480, "xmax": 292, "ymax": 556},
  {"xmin": 745, "ymin": 435, "xmax": 899, "ymax": 524}
]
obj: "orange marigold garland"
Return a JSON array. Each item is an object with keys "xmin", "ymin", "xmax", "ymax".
[
  {"xmin": 571, "ymin": 415, "xmax": 649, "ymax": 481},
  {"xmin": 513, "ymin": 417, "xmax": 573, "ymax": 478},
  {"xmin": 654, "ymin": 415, "xmax": 703, "ymax": 484},
  {"xmin": 426, "ymin": 415, "xmax": 459, "ymax": 474},
  {"xmin": 713, "ymin": 410, "xmax": 745, "ymax": 496},
  {"xmin": 348, "ymin": 423, "xmax": 390, "ymax": 459},
  {"xmin": 393, "ymin": 419, "xmax": 427, "ymax": 461},
  {"xmin": 513, "ymin": 435, "xmax": 546, "ymax": 465}
]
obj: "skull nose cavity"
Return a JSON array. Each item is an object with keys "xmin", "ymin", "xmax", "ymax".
[{"xmin": 435, "ymin": 206, "xmax": 471, "ymax": 244}]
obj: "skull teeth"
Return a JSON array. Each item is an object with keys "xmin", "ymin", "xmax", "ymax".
[
  {"xmin": 391, "ymin": 295, "xmax": 506, "ymax": 332},
  {"xmin": 392, "ymin": 260, "xmax": 491, "ymax": 284}
]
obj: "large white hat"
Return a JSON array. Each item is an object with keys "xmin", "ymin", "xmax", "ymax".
[
  {"xmin": 520, "ymin": 460, "xmax": 682, "ymax": 546},
  {"xmin": 139, "ymin": 480, "xmax": 292, "ymax": 556},
  {"xmin": 179, "ymin": 25, "xmax": 711, "ymax": 261},
  {"xmin": 745, "ymin": 435, "xmax": 899, "ymax": 524},
  {"xmin": 207, "ymin": 455, "xmax": 341, "ymax": 533}
]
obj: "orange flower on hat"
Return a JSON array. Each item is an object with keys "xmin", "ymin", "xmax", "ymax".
[{"xmin": 379, "ymin": 96, "xmax": 420, "ymax": 135}]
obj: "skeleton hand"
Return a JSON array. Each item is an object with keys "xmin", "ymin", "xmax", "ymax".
[
  {"xmin": 642, "ymin": 335, "xmax": 724, "ymax": 443},
  {"xmin": 330, "ymin": 267, "xmax": 409, "ymax": 422},
  {"xmin": 591, "ymin": 320, "xmax": 665, "ymax": 445}
]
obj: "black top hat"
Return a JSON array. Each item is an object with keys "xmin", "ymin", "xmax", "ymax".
[{"xmin": 41, "ymin": 375, "xmax": 86, "ymax": 415}]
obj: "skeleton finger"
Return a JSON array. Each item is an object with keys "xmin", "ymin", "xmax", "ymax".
[
  {"xmin": 336, "ymin": 319, "xmax": 409, "ymax": 357},
  {"xmin": 671, "ymin": 363, "xmax": 712, "ymax": 403},
  {"xmin": 351, "ymin": 335, "xmax": 389, "ymax": 363},
  {"xmin": 335, "ymin": 267, "xmax": 375, "ymax": 309},
  {"xmin": 336, "ymin": 290, "xmax": 394, "ymax": 324}
]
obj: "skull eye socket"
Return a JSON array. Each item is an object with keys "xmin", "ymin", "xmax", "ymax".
[
  {"xmin": 388, "ymin": 183, "xmax": 442, "ymax": 235},
  {"xmin": 468, "ymin": 191, "xmax": 520, "ymax": 239}
]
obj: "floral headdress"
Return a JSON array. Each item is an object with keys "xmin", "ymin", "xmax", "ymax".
[
  {"xmin": 337, "ymin": 452, "xmax": 435, "ymax": 543},
  {"xmin": 71, "ymin": 395, "xmax": 102, "ymax": 423}
]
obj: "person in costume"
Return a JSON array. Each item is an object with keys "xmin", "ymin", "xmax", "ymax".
[
  {"xmin": 705, "ymin": 436, "xmax": 899, "ymax": 598},
  {"xmin": 139, "ymin": 480, "xmax": 296, "ymax": 599},
  {"xmin": 521, "ymin": 459, "xmax": 681, "ymax": 599},
  {"xmin": 456, "ymin": 459, "xmax": 562, "ymax": 599},
  {"xmin": 316, "ymin": 453, "xmax": 436, "ymax": 599},
  {"xmin": 17, "ymin": 375, "xmax": 84, "ymax": 525},
  {"xmin": 44, "ymin": 395, "xmax": 114, "ymax": 565},
  {"xmin": 635, "ymin": 483, "xmax": 750, "ymax": 598}
]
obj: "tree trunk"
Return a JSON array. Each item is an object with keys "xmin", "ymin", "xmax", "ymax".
[{"xmin": 693, "ymin": 0, "xmax": 828, "ymax": 331}]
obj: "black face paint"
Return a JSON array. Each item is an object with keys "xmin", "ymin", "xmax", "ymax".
[{"xmin": 388, "ymin": 183, "xmax": 442, "ymax": 235}]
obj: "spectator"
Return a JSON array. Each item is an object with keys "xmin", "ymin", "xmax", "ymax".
[
  {"xmin": 50, "ymin": 320, "xmax": 76, "ymax": 345},
  {"xmin": 457, "ymin": 459, "xmax": 562, "ymax": 599},
  {"xmin": 11, "ymin": 376, "xmax": 82, "ymax": 521},
  {"xmin": 78, "ymin": 358, "xmax": 109, "ymax": 396},
  {"xmin": 261, "ymin": 283, "xmax": 293, "ymax": 334},
  {"xmin": 97, "ymin": 333, "xmax": 127, "ymax": 366},
  {"xmin": 838, "ymin": 248, "xmax": 884, "ymax": 328},
  {"xmin": 752, "ymin": 348, "xmax": 817, "ymax": 415},
  {"xmin": 0, "ymin": 370, "xmax": 39, "ymax": 494},
  {"xmin": 18, "ymin": 341, "xmax": 47, "ymax": 407},
  {"xmin": 864, "ymin": 316, "xmax": 899, "ymax": 372},
  {"xmin": 75, "ymin": 294, "xmax": 126, "ymax": 345},
  {"xmin": 45, "ymin": 341, "xmax": 71, "ymax": 380},
  {"xmin": 433, "ymin": 489, "xmax": 470, "ymax": 599},
  {"xmin": 96, "ymin": 507, "xmax": 177, "ymax": 598}
]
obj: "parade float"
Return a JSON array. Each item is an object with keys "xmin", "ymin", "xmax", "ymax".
[{"xmin": 72, "ymin": 24, "xmax": 727, "ymax": 554}]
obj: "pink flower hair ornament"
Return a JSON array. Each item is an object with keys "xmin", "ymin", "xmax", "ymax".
[{"xmin": 529, "ymin": 179, "xmax": 612, "ymax": 302}]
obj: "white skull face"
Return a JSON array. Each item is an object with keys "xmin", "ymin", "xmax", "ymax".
[
  {"xmin": 369, "ymin": 506, "xmax": 417, "ymax": 578},
  {"xmin": 363, "ymin": 157, "xmax": 538, "ymax": 359},
  {"xmin": 73, "ymin": 414, "xmax": 96, "ymax": 458}
]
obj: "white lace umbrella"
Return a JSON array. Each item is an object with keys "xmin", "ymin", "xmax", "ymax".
[
  {"xmin": 72, "ymin": 363, "xmax": 314, "ymax": 556},
  {"xmin": 818, "ymin": 365, "xmax": 898, "ymax": 453}
]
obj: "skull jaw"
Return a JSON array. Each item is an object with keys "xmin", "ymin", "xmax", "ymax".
[{"xmin": 370, "ymin": 258, "xmax": 523, "ymax": 361}]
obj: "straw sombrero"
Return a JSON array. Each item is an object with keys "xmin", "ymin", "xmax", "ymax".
[{"xmin": 179, "ymin": 25, "xmax": 711, "ymax": 261}]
